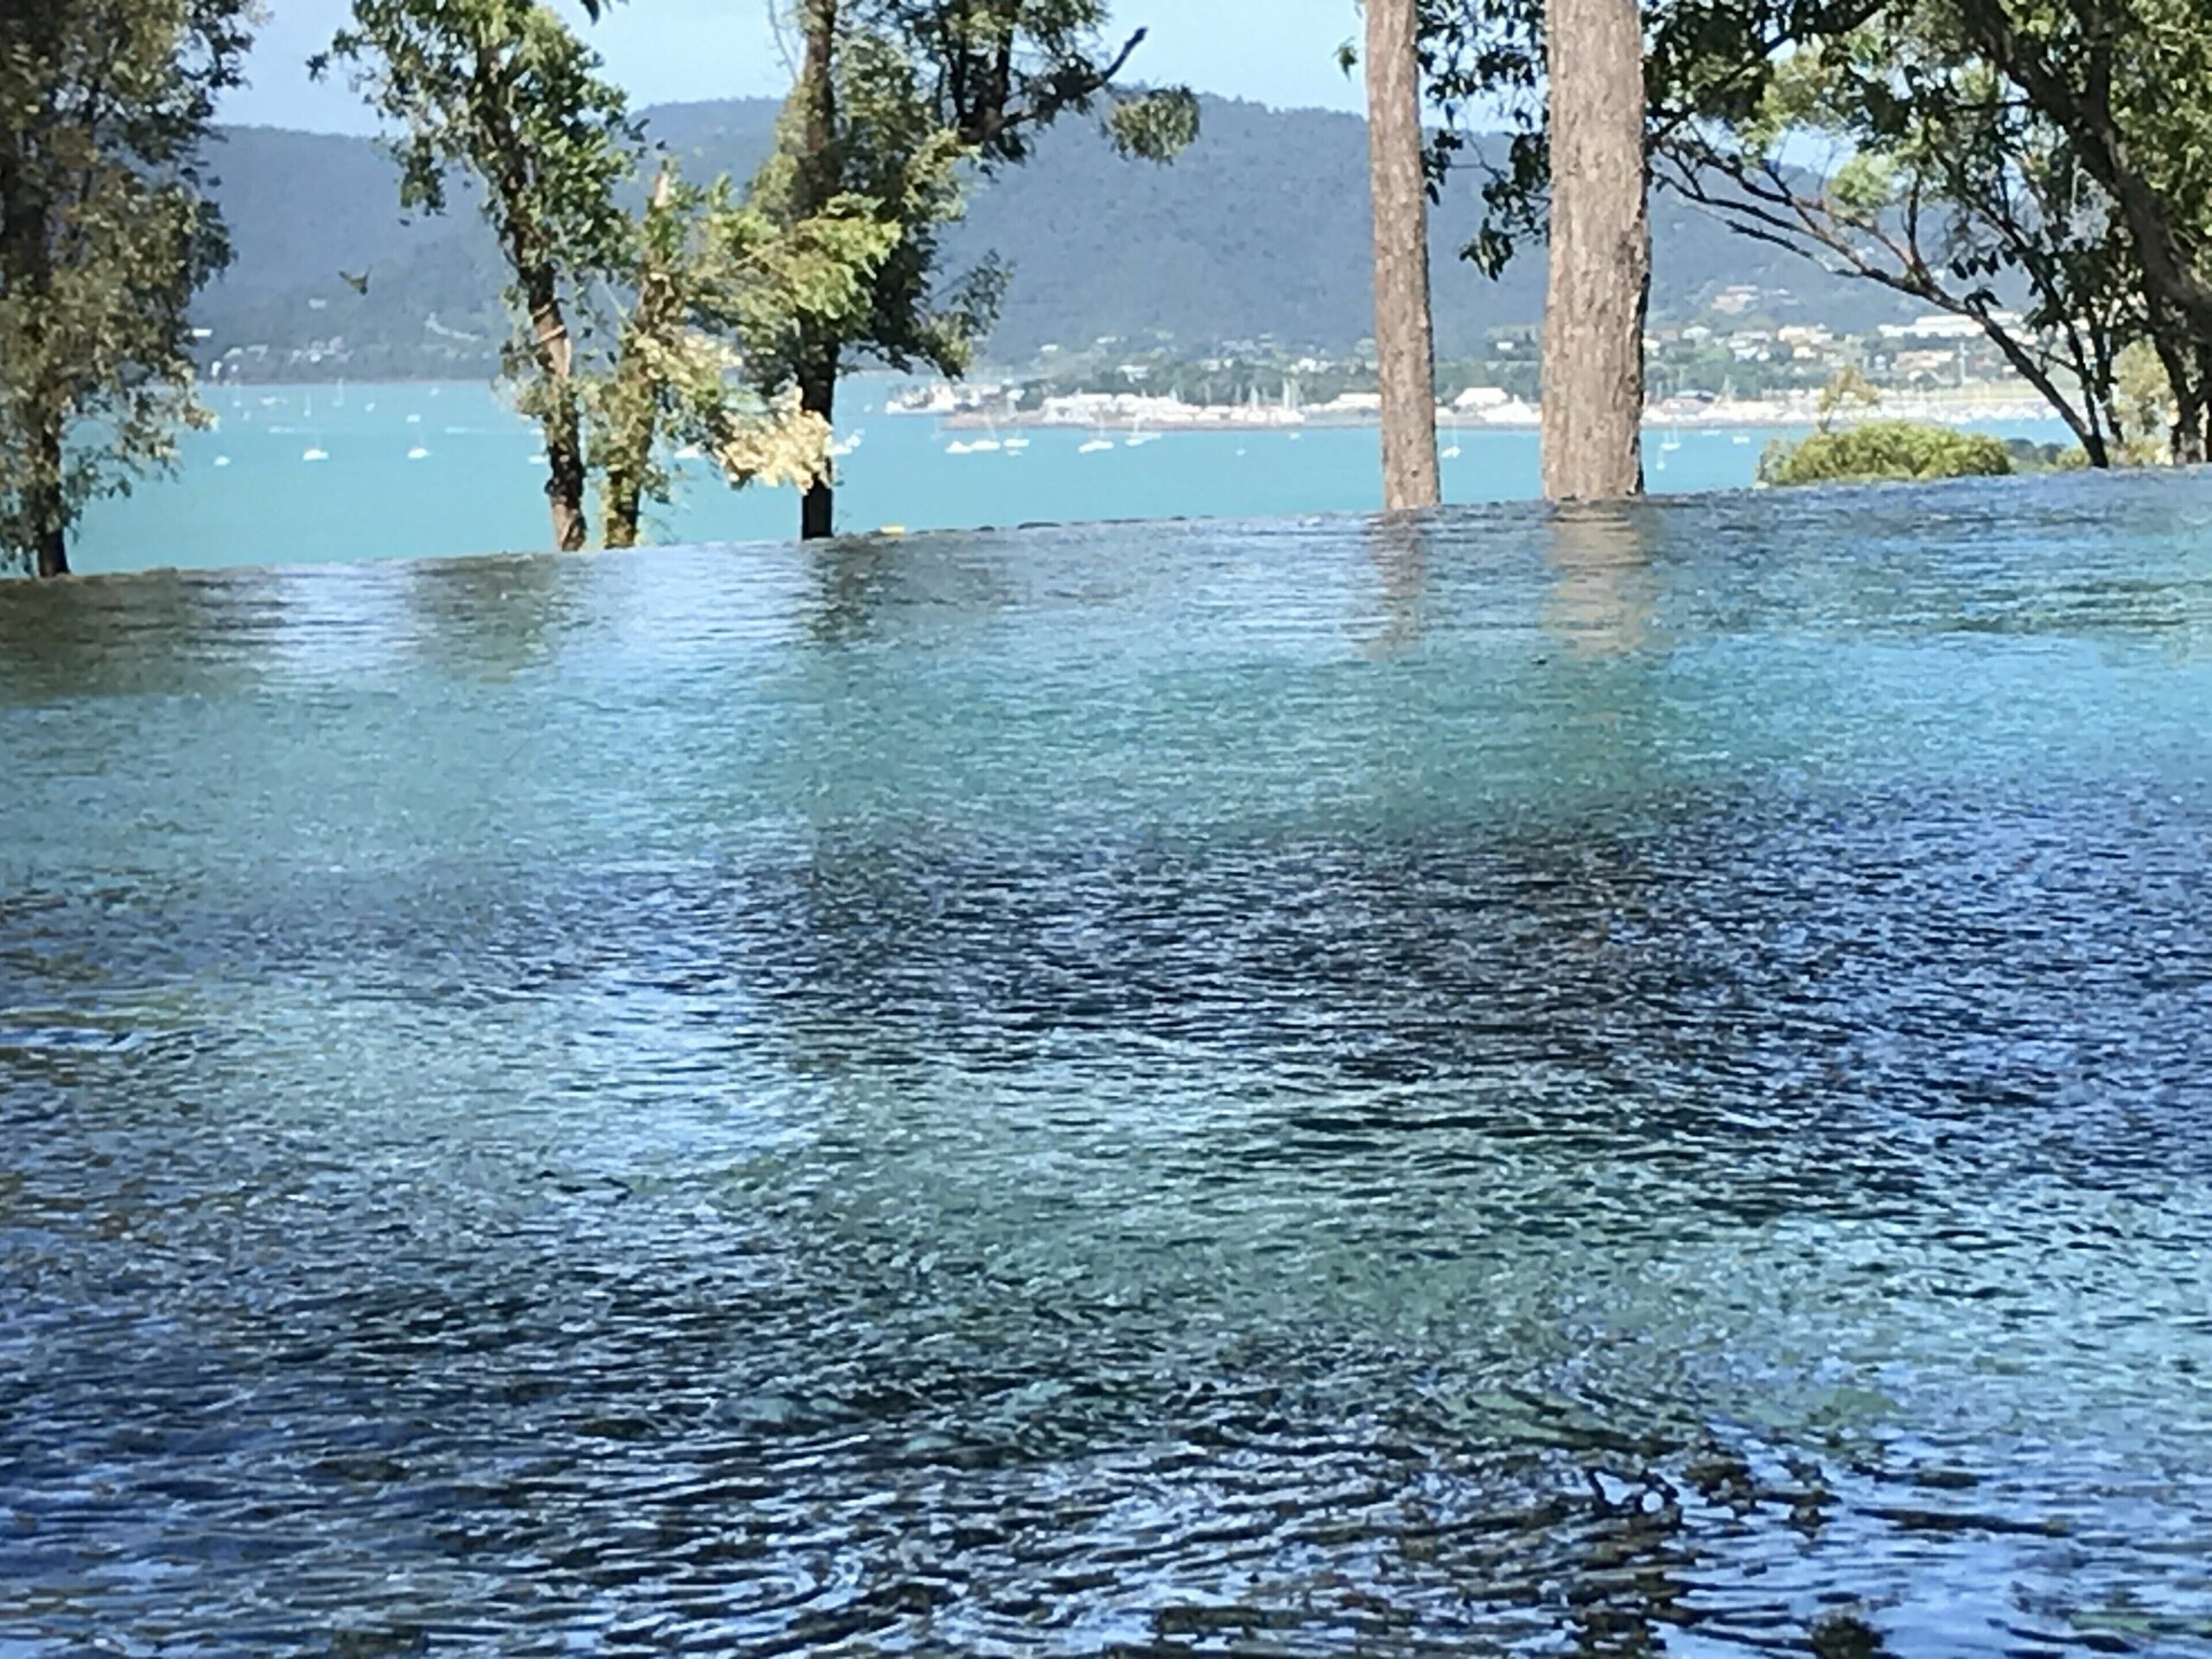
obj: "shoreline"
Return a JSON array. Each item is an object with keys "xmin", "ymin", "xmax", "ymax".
[{"xmin": 925, "ymin": 393, "xmax": 2064, "ymax": 435}]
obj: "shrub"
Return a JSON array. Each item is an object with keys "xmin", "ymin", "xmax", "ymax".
[
  {"xmin": 2005, "ymin": 437, "xmax": 2092, "ymax": 473},
  {"xmin": 1758, "ymin": 421, "xmax": 2016, "ymax": 487}
]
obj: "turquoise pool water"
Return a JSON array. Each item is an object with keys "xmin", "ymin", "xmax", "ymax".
[{"xmin": 3, "ymin": 474, "xmax": 2210, "ymax": 1654}]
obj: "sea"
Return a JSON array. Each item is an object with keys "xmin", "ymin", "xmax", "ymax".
[{"xmin": 73, "ymin": 376, "xmax": 2075, "ymax": 575}]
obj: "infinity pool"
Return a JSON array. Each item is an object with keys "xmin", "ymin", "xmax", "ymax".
[{"xmin": 3, "ymin": 475, "xmax": 2210, "ymax": 1655}]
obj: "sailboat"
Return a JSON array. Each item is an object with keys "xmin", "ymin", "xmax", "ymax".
[{"xmin": 302, "ymin": 387, "xmax": 327, "ymax": 461}]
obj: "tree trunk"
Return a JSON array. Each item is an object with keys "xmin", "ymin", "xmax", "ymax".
[
  {"xmin": 602, "ymin": 466, "xmax": 645, "ymax": 549},
  {"xmin": 1364, "ymin": 0, "xmax": 1440, "ymax": 513},
  {"xmin": 2177, "ymin": 350, "xmax": 2211, "ymax": 466},
  {"xmin": 1542, "ymin": 0, "xmax": 1649, "ymax": 502},
  {"xmin": 22, "ymin": 398, "xmax": 68, "ymax": 576},
  {"xmin": 521, "ymin": 273, "xmax": 588, "ymax": 551},
  {"xmin": 2175, "ymin": 395, "xmax": 2207, "ymax": 467},
  {"xmin": 794, "ymin": 0, "xmax": 842, "ymax": 542},
  {"xmin": 601, "ymin": 170, "xmax": 677, "ymax": 551},
  {"xmin": 541, "ymin": 410, "xmax": 588, "ymax": 551},
  {"xmin": 799, "ymin": 346, "xmax": 838, "ymax": 541}
]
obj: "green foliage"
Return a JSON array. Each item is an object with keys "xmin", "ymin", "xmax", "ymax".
[
  {"xmin": 743, "ymin": 22, "xmax": 985, "ymax": 386},
  {"xmin": 1757, "ymin": 421, "xmax": 2017, "ymax": 486},
  {"xmin": 2005, "ymin": 435, "xmax": 2090, "ymax": 471},
  {"xmin": 319, "ymin": 0, "xmax": 643, "ymax": 545},
  {"xmin": 2112, "ymin": 338, "xmax": 2177, "ymax": 463},
  {"xmin": 589, "ymin": 165, "xmax": 901, "ymax": 542},
  {"xmin": 1415, "ymin": 0, "xmax": 2212, "ymax": 467},
  {"xmin": 316, "ymin": 0, "xmax": 637, "ymax": 282},
  {"xmin": 0, "ymin": 0, "xmax": 252, "ymax": 575},
  {"xmin": 1815, "ymin": 363, "xmax": 1880, "ymax": 432},
  {"xmin": 321, "ymin": 0, "xmax": 897, "ymax": 548},
  {"xmin": 745, "ymin": 0, "xmax": 1200, "ymax": 512}
]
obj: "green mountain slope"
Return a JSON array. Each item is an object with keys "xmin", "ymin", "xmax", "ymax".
[{"xmin": 197, "ymin": 96, "xmax": 1913, "ymax": 379}]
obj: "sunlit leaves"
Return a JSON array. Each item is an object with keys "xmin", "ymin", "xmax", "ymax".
[{"xmin": 0, "ymin": 0, "xmax": 251, "ymax": 574}]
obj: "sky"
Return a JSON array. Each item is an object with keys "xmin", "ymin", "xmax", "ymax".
[{"xmin": 225, "ymin": 0, "xmax": 1372, "ymax": 133}]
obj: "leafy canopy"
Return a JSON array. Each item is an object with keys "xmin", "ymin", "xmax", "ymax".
[{"xmin": 0, "ymin": 0, "xmax": 252, "ymax": 575}]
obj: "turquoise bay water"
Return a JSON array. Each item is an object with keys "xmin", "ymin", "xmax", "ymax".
[
  {"xmin": 4, "ymin": 474, "xmax": 2211, "ymax": 1653},
  {"xmin": 73, "ymin": 378, "xmax": 2072, "ymax": 575}
]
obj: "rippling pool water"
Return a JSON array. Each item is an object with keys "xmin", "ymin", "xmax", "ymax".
[{"xmin": 3, "ymin": 475, "xmax": 2210, "ymax": 1656}]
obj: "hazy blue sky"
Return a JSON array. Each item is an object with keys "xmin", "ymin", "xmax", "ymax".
[{"xmin": 226, "ymin": 1, "xmax": 1370, "ymax": 132}]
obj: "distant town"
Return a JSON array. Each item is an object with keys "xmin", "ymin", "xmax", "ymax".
[
  {"xmin": 884, "ymin": 285, "xmax": 2056, "ymax": 433},
  {"xmin": 198, "ymin": 278, "xmax": 2063, "ymax": 434}
]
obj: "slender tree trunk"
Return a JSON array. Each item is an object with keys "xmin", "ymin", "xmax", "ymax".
[
  {"xmin": 2146, "ymin": 329, "xmax": 2206, "ymax": 466},
  {"xmin": 478, "ymin": 44, "xmax": 588, "ymax": 553},
  {"xmin": 601, "ymin": 171, "xmax": 677, "ymax": 550},
  {"xmin": 1977, "ymin": 322, "xmax": 2107, "ymax": 466},
  {"xmin": 519, "ymin": 270, "xmax": 588, "ymax": 551},
  {"xmin": 798, "ymin": 346, "xmax": 838, "ymax": 540},
  {"xmin": 1542, "ymin": 0, "xmax": 1649, "ymax": 501},
  {"xmin": 795, "ymin": 0, "xmax": 842, "ymax": 542},
  {"xmin": 1364, "ymin": 0, "xmax": 1440, "ymax": 512},
  {"xmin": 602, "ymin": 462, "xmax": 645, "ymax": 549},
  {"xmin": 32, "ymin": 414, "xmax": 68, "ymax": 576},
  {"xmin": 2177, "ymin": 349, "xmax": 2211, "ymax": 466}
]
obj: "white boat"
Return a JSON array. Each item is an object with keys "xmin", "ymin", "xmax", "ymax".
[
  {"xmin": 213, "ymin": 455, "xmax": 231, "ymax": 468},
  {"xmin": 406, "ymin": 413, "xmax": 422, "ymax": 424},
  {"xmin": 945, "ymin": 439, "xmax": 977, "ymax": 455},
  {"xmin": 407, "ymin": 445, "xmax": 429, "ymax": 461},
  {"xmin": 967, "ymin": 438, "xmax": 1003, "ymax": 454},
  {"xmin": 302, "ymin": 447, "xmax": 328, "ymax": 462},
  {"xmin": 1123, "ymin": 431, "xmax": 1160, "ymax": 448},
  {"xmin": 1078, "ymin": 437, "xmax": 1116, "ymax": 454},
  {"xmin": 1442, "ymin": 444, "xmax": 1463, "ymax": 459},
  {"xmin": 1003, "ymin": 436, "xmax": 1030, "ymax": 453},
  {"xmin": 527, "ymin": 452, "xmax": 547, "ymax": 465}
]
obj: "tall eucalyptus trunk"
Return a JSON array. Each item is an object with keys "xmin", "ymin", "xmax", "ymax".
[
  {"xmin": 1364, "ymin": 0, "xmax": 1440, "ymax": 512},
  {"xmin": 1541, "ymin": 0, "xmax": 1649, "ymax": 502}
]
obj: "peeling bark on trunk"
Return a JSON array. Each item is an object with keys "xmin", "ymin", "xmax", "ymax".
[
  {"xmin": 1364, "ymin": 0, "xmax": 1440, "ymax": 513},
  {"xmin": 1542, "ymin": 0, "xmax": 1649, "ymax": 503}
]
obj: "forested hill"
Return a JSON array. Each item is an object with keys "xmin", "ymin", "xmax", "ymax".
[{"xmin": 200, "ymin": 95, "xmax": 1913, "ymax": 378}]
